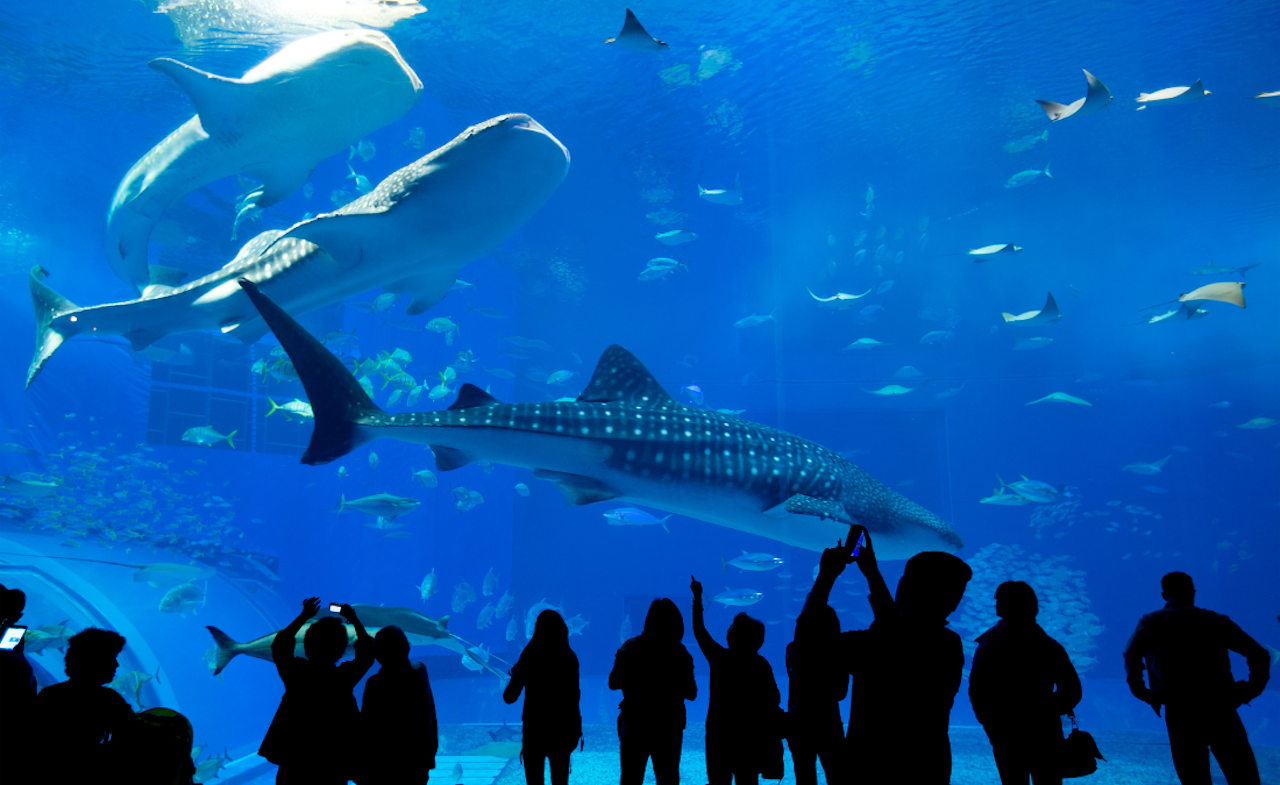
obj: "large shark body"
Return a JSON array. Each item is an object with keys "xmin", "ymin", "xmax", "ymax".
[
  {"xmin": 205, "ymin": 604, "xmax": 509, "ymax": 680},
  {"xmin": 105, "ymin": 29, "xmax": 423, "ymax": 294},
  {"xmin": 28, "ymin": 113, "xmax": 570, "ymax": 388},
  {"xmin": 240, "ymin": 282, "xmax": 963, "ymax": 560}
]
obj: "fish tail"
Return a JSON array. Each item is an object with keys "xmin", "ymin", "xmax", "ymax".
[
  {"xmin": 225, "ymin": 430, "xmax": 237, "ymax": 450},
  {"xmin": 267, "ymin": 399, "xmax": 280, "ymax": 417},
  {"xmin": 26, "ymin": 267, "xmax": 88, "ymax": 390},
  {"xmin": 205, "ymin": 626, "xmax": 242, "ymax": 676},
  {"xmin": 237, "ymin": 279, "xmax": 385, "ymax": 465},
  {"xmin": 719, "ymin": 554, "xmax": 727, "ymax": 572},
  {"xmin": 661, "ymin": 515, "xmax": 671, "ymax": 533},
  {"xmin": 1044, "ymin": 162, "xmax": 1052, "ymax": 178}
]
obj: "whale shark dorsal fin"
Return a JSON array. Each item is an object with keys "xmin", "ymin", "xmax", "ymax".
[
  {"xmin": 149, "ymin": 58, "xmax": 245, "ymax": 132},
  {"xmin": 450, "ymin": 384, "xmax": 502, "ymax": 411},
  {"xmin": 577, "ymin": 345, "xmax": 675, "ymax": 405}
]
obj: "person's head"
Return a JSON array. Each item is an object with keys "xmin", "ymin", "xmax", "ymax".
[
  {"xmin": 64, "ymin": 628, "xmax": 126, "ymax": 685},
  {"xmin": 0, "ymin": 584, "xmax": 24, "ymax": 627},
  {"xmin": 642, "ymin": 598, "xmax": 685, "ymax": 643},
  {"xmin": 725, "ymin": 612, "xmax": 765, "ymax": 653},
  {"xmin": 794, "ymin": 604, "xmax": 840, "ymax": 647},
  {"xmin": 896, "ymin": 551, "xmax": 973, "ymax": 624},
  {"xmin": 374, "ymin": 625, "xmax": 411, "ymax": 669},
  {"xmin": 1161, "ymin": 571, "xmax": 1195, "ymax": 604},
  {"xmin": 995, "ymin": 581, "xmax": 1038, "ymax": 623},
  {"xmin": 529, "ymin": 609, "xmax": 570, "ymax": 650},
  {"xmin": 303, "ymin": 617, "xmax": 349, "ymax": 665}
]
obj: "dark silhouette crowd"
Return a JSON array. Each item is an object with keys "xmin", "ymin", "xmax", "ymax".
[{"xmin": 2, "ymin": 526, "xmax": 1273, "ymax": 785}]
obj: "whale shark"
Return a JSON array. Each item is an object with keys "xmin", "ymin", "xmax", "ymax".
[
  {"xmin": 238, "ymin": 280, "xmax": 962, "ymax": 560},
  {"xmin": 105, "ymin": 30, "xmax": 423, "ymax": 294},
  {"xmin": 28, "ymin": 114, "xmax": 570, "ymax": 389}
]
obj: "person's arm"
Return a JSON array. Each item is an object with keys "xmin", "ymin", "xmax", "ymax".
[
  {"xmin": 1121, "ymin": 617, "xmax": 1161, "ymax": 716},
  {"xmin": 967, "ymin": 638, "xmax": 989, "ymax": 725},
  {"xmin": 503, "ymin": 658, "xmax": 526, "ymax": 704},
  {"xmin": 852, "ymin": 530, "xmax": 895, "ymax": 622},
  {"xmin": 690, "ymin": 576, "xmax": 724, "ymax": 660},
  {"xmin": 1052, "ymin": 642, "xmax": 1083, "ymax": 715},
  {"xmin": 1222, "ymin": 616, "xmax": 1271, "ymax": 705},
  {"xmin": 682, "ymin": 647, "xmax": 698, "ymax": 702},
  {"xmin": 273, "ymin": 597, "xmax": 321, "ymax": 681},
  {"xmin": 803, "ymin": 527, "xmax": 859, "ymax": 615},
  {"xmin": 339, "ymin": 604, "xmax": 375, "ymax": 681},
  {"xmin": 608, "ymin": 644, "xmax": 628, "ymax": 691}
]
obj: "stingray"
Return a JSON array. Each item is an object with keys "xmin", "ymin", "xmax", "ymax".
[
  {"xmin": 0, "ymin": 552, "xmax": 216, "ymax": 586},
  {"xmin": 862, "ymin": 382, "xmax": 928, "ymax": 396},
  {"xmin": 605, "ymin": 9, "xmax": 669, "ymax": 52},
  {"xmin": 808, "ymin": 287, "xmax": 872, "ymax": 309},
  {"xmin": 1026, "ymin": 392, "xmax": 1091, "ymax": 407},
  {"xmin": 1252, "ymin": 91, "xmax": 1280, "ymax": 107},
  {"xmin": 699, "ymin": 174, "xmax": 743, "ymax": 205},
  {"xmin": 1036, "ymin": 69, "xmax": 1114, "ymax": 122},
  {"xmin": 105, "ymin": 30, "xmax": 422, "ymax": 294},
  {"xmin": 1002, "ymin": 292, "xmax": 1062, "ymax": 325},
  {"xmin": 1127, "ymin": 302, "xmax": 1208, "ymax": 326},
  {"xmin": 968, "ymin": 244, "xmax": 1022, "ymax": 259},
  {"xmin": 1136, "ymin": 80, "xmax": 1211, "ymax": 109}
]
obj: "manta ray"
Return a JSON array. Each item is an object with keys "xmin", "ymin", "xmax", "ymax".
[
  {"xmin": 238, "ymin": 281, "xmax": 962, "ymax": 560},
  {"xmin": 1002, "ymin": 292, "xmax": 1062, "ymax": 325},
  {"xmin": 1036, "ymin": 69, "xmax": 1113, "ymax": 122},
  {"xmin": 1135, "ymin": 79, "xmax": 1211, "ymax": 109},
  {"xmin": 604, "ymin": 9, "xmax": 669, "ymax": 52},
  {"xmin": 27, "ymin": 114, "xmax": 570, "ymax": 389},
  {"xmin": 105, "ymin": 30, "xmax": 423, "ymax": 294}
]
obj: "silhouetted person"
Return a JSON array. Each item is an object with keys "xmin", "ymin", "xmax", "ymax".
[
  {"xmin": 1, "ymin": 585, "xmax": 37, "ymax": 782},
  {"xmin": 360, "ymin": 626, "xmax": 438, "ymax": 785},
  {"xmin": 690, "ymin": 576, "xmax": 782, "ymax": 785},
  {"xmin": 34, "ymin": 627, "xmax": 136, "ymax": 784},
  {"xmin": 609, "ymin": 598, "xmax": 697, "ymax": 785},
  {"xmin": 809, "ymin": 525, "xmax": 972, "ymax": 785},
  {"xmin": 785, "ymin": 601, "xmax": 846, "ymax": 785},
  {"xmin": 504, "ymin": 610, "xmax": 582, "ymax": 785},
  {"xmin": 260, "ymin": 598, "xmax": 373, "ymax": 785},
  {"xmin": 969, "ymin": 580, "xmax": 1082, "ymax": 785},
  {"xmin": 1123, "ymin": 572, "xmax": 1270, "ymax": 785}
]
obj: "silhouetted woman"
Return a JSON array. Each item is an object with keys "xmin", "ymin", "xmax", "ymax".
[
  {"xmin": 504, "ymin": 610, "xmax": 581, "ymax": 785},
  {"xmin": 609, "ymin": 598, "xmax": 697, "ymax": 785},
  {"xmin": 969, "ymin": 581, "xmax": 1082, "ymax": 785},
  {"xmin": 260, "ymin": 598, "xmax": 373, "ymax": 785},
  {"xmin": 690, "ymin": 576, "xmax": 783, "ymax": 785},
  {"xmin": 360, "ymin": 625, "xmax": 438, "ymax": 785},
  {"xmin": 786, "ymin": 603, "xmax": 847, "ymax": 785}
]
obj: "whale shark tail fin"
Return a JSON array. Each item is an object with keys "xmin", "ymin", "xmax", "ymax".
[
  {"xmin": 27, "ymin": 267, "xmax": 88, "ymax": 390},
  {"xmin": 237, "ymin": 279, "xmax": 386, "ymax": 465}
]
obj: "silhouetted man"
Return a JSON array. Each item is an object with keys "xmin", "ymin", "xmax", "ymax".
[
  {"xmin": 360, "ymin": 625, "xmax": 438, "ymax": 785},
  {"xmin": 809, "ymin": 526, "xmax": 972, "ymax": 785},
  {"xmin": 34, "ymin": 627, "xmax": 136, "ymax": 782},
  {"xmin": 1123, "ymin": 571, "xmax": 1270, "ymax": 785},
  {"xmin": 0, "ymin": 585, "xmax": 36, "ymax": 782}
]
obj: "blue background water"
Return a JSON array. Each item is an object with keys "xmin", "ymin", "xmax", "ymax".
[{"xmin": 0, "ymin": 0, "xmax": 1276, "ymax": 776}]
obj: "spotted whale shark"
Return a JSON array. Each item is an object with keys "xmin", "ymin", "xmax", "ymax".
[
  {"xmin": 27, "ymin": 113, "xmax": 569, "ymax": 389},
  {"xmin": 105, "ymin": 29, "xmax": 423, "ymax": 294},
  {"xmin": 238, "ymin": 281, "xmax": 963, "ymax": 559}
]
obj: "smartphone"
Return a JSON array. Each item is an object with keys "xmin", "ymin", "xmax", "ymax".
[
  {"xmin": 329, "ymin": 603, "xmax": 343, "ymax": 613},
  {"xmin": 1, "ymin": 626, "xmax": 25, "ymax": 650},
  {"xmin": 850, "ymin": 529, "xmax": 868, "ymax": 558}
]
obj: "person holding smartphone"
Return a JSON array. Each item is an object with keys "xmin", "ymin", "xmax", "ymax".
[
  {"xmin": 0, "ymin": 585, "xmax": 36, "ymax": 782},
  {"xmin": 259, "ymin": 598, "xmax": 374, "ymax": 785}
]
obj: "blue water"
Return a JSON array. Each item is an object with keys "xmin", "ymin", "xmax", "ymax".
[{"xmin": 1, "ymin": 0, "xmax": 1277, "ymax": 781}]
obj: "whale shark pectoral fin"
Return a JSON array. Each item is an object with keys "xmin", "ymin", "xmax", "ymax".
[
  {"xmin": 124, "ymin": 329, "xmax": 163, "ymax": 352},
  {"xmin": 532, "ymin": 470, "xmax": 620, "ymax": 506},
  {"xmin": 244, "ymin": 161, "xmax": 315, "ymax": 209},
  {"xmin": 765, "ymin": 494, "xmax": 853, "ymax": 525},
  {"xmin": 149, "ymin": 58, "xmax": 246, "ymax": 133},
  {"xmin": 387, "ymin": 273, "xmax": 456, "ymax": 316},
  {"xmin": 430, "ymin": 446, "xmax": 474, "ymax": 472}
]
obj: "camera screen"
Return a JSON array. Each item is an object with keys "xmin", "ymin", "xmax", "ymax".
[
  {"xmin": 0, "ymin": 627, "xmax": 25, "ymax": 650},
  {"xmin": 329, "ymin": 603, "xmax": 342, "ymax": 613}
]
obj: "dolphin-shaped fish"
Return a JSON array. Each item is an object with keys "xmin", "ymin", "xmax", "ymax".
[
  {"xmin": 1036, "ymin": 69, "xmax": 1113, "ymax": 122},
  {"xmin": 237, "ymin": 280, "xmax": 962, "ymax": 559},
  {"xmin": 27, "ymin": 114, "xmax": 570, "ymax": 389},
  {"xmin": 1136, "ymin": 79, "xmax": 1210, "ymax": 109},
  {"xmin": 604, "ymin": 9, "xmax": 669, "ymax": 52},
  {"xmin": 105, "ymin": 30, "xmax": 423, "ymax": 294},
  {"xmin": 1002, "ymin": 292, "xmax": 1062, "ymax": 325}
]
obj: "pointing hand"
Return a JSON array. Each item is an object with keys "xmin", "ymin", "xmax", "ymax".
[{"xmin": 690, "ymin": 575, "xmax": 703, "ymax": 599}]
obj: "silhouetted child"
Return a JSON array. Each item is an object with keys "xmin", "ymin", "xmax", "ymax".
[
  {"xmin": 1123, "ymin": 571, "xmax": 1270, "ymax": 785},
  {"xmin": 785, "ymin": 603, "xmax": 846, "ymax": 785},
  {"xmin": 609, "ymin": 598, "xmax": 697, "ymax": 785},
  {"xmin": 690, "ymin": 576, "xmax": 782, "ymax": 785},
  {"xmin": 809, "ymin": 525, "xmax": 972, "ymax": 785},
  {"xmin": 34, "ymin": 627, "xmax": 136, "ymax": 782},
  {"xmin": 0, "ymin": 585, "xmax": 36, "ymax": 782},
  {"xmin": 969, "ymin": 581, "xmax": 1082, "ymax": 785},
  {"xmin": 260, "ymin": 598, "xmax": 373, "ymax": 785},
  {"xmin": 359, "ymin": 625, "xmax": 437, "ymax": 785},
  {"xmin": 504, "ymin": 610, "xmax": 582, "ymax": 785}
]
